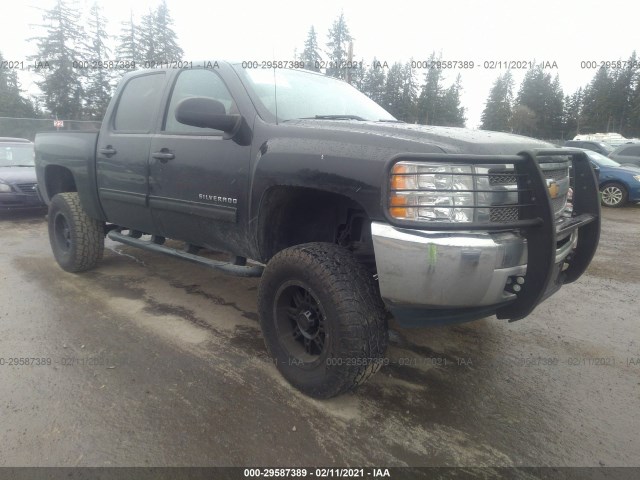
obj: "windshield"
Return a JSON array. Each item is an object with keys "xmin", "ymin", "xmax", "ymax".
[
  {"xmin": 585, "ymin": 150, "xmax": 621, "ymax": 167},
  {"xmin": 236, "ymin": 67, "xmax": 396, "ymax": 122},
  {"xmin": 0, "ymin": 144, "xmax": 34, "ymax": 167}
]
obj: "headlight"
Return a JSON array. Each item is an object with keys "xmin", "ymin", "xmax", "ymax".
[
  {"xmin": 388, "ymin": 157, "xmax": 572, "ymax": 224},
  {"xmin": 634, "ymin": 175, "xmax": 640, "ymax": 182},
  {"xmin": 0, "ymin": 182, "xmax": 12, "ymax": 193},
  {"xmin": 389, "ymin": 162, "xmax": 476, "ymax": 222}
]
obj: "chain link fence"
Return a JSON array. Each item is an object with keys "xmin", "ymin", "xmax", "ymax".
[{"xmin": 0, "ymin": 117, "xmax": 101, "ymax": 141}]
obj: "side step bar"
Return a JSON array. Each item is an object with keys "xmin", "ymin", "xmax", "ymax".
[{"xmin": 107, "ymin": 230, "xmax": 264, "ymax": 278}]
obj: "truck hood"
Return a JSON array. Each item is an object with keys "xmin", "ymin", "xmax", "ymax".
[
  {"xmin": 284, "ymin": 120, "xmax": 553, "ymax": 155},
  {"xmin": 0, "ymin": 166, "xmax": 38, "ymax": 184}
]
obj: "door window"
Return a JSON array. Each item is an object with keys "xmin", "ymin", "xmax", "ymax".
[
  {"xmin": 113, "ymin": 73, "xmax": 166, "ymax": 132},
  {"xmin": 164, "ymin": 69, "xmax": 237, "ymax": 134}
]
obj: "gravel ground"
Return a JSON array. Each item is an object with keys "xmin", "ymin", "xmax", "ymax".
[{"xmin": 0, "ymin": 205, "xmax": 638, "ymax": 471}]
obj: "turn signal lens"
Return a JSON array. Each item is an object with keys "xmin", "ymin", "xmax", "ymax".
[
  {"xmin": 390, "ymin": 164, "xmax": 408, "ymax": 190},
  {"xmin": 389, "ymin": 194, "xmax": 409, "ymax": 218}
]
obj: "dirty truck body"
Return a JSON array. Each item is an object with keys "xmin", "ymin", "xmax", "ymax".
[{"xmin": 35, "ymin": 62, "xmax": 600, "ymax": 398}]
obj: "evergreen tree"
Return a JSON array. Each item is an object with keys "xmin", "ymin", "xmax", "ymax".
[
  {"xmin": 515, "ymin": 67, "xmax": 563, "ymax": 138},
  {"xmin": 84, "ymin": 2, "xmax": 112, "ymax": 120},
  {"xmin": 480, "ymin": 71, "xmax": 513, "ymax": 132},
  {"xmin": 31, "ymin": 95, "xmax": 47, "ymax": 118},
  {"xmin": 580, "ymin": 67, "xmax": 614, "ymax": 133},
  {"xmin": 138, "ymin": 1, "xmax": 183, "ymax": 63},
  {"xmin": 416, "ymin": 52, "xmax": 444, "ymax": 125},
  {"xmin": 301, "ymin": 26, "xmax": 322, "ymax": 72},
  {"xmin": 361, "ymin": 59, "xmax": 386, "ymax": 106},
  {"xmin": 116, "ymin": 11, "xmax": 140, "ymax": 65},
  {"xmin": 0, "ymin": 51, "xmax": 35, "ymax": 117},
  {"xmin": 576, "ymin": 52, "xmax": 640, "ymax": 136},
  {"xmin": 510, "ymin": 104, "xmax": 537, "ymax": 136},
  {"xmin": 397, "ymin": 61, "xmax": 418, "ymax": 122},
  {"xmin": 325, "ymin": 13, "xmax": 353, "ymax": 80},
  {"xmin": 29, "ymin": 0, "xmax": 87, "ymax": 119},
  {"xmin": 563, "ymin": 87, "xmax": 583, "ymax": 139},
  {"xmin": 382, "ymin": 63, "xmax": 403, "ymax": 118},
  {"xmin": 439, "ymin": 74, "xmax": 466, "ymax": 127},
  {"xmin": 350, "ymin": 58, "xmax": 366, "ymax": 91},
  {"xmin": 629, "ymin": 74, "xmax": 640, "ymax": 136},
  {"xmin": 138, "ymin": 9, "xmax": 158, "ymax": 62},
  {"xmin": 609, "ymin": 52, "xmax": 637, "ymax": 135},
  {"xmin": 548, "ymin": 74, "xmax": 564, "ymax": 138},
  {"xmin": 153, "ymin": 0, "xmax": 184, "ymax": 61}
]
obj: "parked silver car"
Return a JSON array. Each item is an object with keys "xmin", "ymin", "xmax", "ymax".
[{"xmin": 608, "ymin": 143, "xmax": 640, "ymax": 168}]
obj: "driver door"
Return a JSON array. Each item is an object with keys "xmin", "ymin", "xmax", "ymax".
[{"xmin": 148, "ymin": 68, "xmax": 250, "ymax": 252}]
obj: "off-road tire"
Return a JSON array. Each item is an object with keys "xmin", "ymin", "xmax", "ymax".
[
  {"xmin": 258, "ymin": 242, "xmax": 388, "ymax": 398},
  {"xmin": 48, "ymin": 192, "xmax": 104, "ymax": 272}
]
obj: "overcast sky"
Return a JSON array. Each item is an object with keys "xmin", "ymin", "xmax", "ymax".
[{"xmin": 2, "ymin": 0, "xmax": 638, "ymax": 128}]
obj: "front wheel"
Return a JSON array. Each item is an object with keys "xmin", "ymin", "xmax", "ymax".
[
  {"xmin": 600, "ymin": 182, "xmax": 628, "ymax": 208},
  {"xmin": 258, "ymin": 243, "xmax": 388, "ymax": 399},
  {"xmin": 48, "ymin": 192, "xmax": 104, "ymax": 272}
]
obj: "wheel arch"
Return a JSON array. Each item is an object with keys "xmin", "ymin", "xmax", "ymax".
[
  {"xmin": 44, "ymin": 164, "xmax": 77, "ymax": 199},
  {"xmin": 42, "ymin": 164, "xmax": 106, "ymax": 220},
  {"xmin": 254, "ymin": 186, "xmax": 375, "ymax": 265}
]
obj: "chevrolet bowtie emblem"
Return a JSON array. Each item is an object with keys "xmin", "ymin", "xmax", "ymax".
[{"xmin": 548, "ymin": 181, "xmax": 559, "ymax": 199}]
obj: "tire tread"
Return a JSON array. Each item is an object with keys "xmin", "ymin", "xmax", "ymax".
[
  {"xmin": 258, "ymin": 242, "xmax": 388, "ymax": 398},
  {"xmin": 49, "ymin": 192, "xmax": 104, "ymax": 272}
]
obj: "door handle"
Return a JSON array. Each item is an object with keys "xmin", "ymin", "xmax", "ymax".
[
  {"xmin": 152, "ymin": 149, "xmax": 175, "ymax": 162},
  {"xmin": 99, "ymin": 146, "xmax": 117, "ymax": 157}
]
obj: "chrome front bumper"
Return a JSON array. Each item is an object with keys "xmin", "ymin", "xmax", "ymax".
[{"xmin": 371, "ymin": 222, "xmax": 577, "ymax": 309}]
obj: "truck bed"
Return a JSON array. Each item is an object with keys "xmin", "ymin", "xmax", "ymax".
[{"xmin": 35, "ymin": 131, "xmax": 105, "ymax": 220}]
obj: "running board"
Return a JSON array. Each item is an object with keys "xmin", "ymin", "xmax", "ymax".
[{"xmin": 107, "ymin": 231, "xmax": 264, "ymax": 277}]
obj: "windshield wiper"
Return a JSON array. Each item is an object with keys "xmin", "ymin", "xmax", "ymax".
[
  {"xmin": 300, "ymin": 115, "xmax": 367, "ymax": 121},
  {"xmin": 377, "ymin": 119, "xmax": 405, "ymax": 123}
]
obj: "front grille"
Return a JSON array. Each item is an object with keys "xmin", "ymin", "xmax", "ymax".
[
  {"xmin": 543, "ymin": 168, "xmax": 567, "ymax": 182},
  {"xmin": 486, "ymin": 160, "xmax": 570, "ymax": 222},
  {"xmin": 489, "ymin": 173, "xmax": 517, "ymax": 186},
  {"xmin": 540, "ymin": 163, "xmax": 570, "ymax": 218},
  {"xmin": 551, "ymin": 195, "xmax": 568, "ymax": 216},
  {"xmin": 16, "ymin": 183, "xmax": 38, "ymax": 195},
  {"xmin": 490, "ymin": 206, "xmax": 519, "ymax": 223}
]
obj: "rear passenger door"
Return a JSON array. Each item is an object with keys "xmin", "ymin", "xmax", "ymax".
[
  {"xmin": 97, "ymin": 72, "xmax": 166, "ymax": 233},
  {"xmin": 148, "ymin": 68, "xmax": 251, "ymax": 252}
]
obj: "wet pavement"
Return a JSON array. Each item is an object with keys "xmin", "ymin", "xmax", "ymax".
[{"xmin": 0, "ymin": 205, "xmax": 638, "ymax": 468}]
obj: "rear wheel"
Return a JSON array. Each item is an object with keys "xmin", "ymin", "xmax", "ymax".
[
  {"xmin": 600, "ymin": 182, "xmax": 628, "ymax": 208},
  {"xmin": 48, "ymin": 192, "xmax": 104, "ymax": 272},
  {"xmin": 258, "ymin": 242, "xmax": 388, "ymax": 398}
]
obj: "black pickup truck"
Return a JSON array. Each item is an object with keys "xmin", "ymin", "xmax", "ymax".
[{"xmin": 35, "ymin": 62, "xmax": 601, "ymax": 398}]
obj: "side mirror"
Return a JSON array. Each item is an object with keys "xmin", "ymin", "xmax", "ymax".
[{"xmin": 175, "ymin": 97, "xmax": 240, "ymax": 133}]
